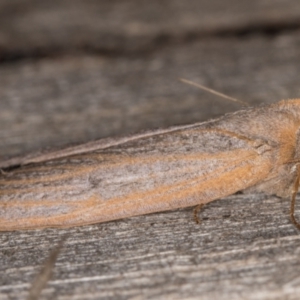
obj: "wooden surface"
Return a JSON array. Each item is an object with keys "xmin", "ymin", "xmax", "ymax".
[{"xmin": 1, "ymin": 1, "xmax": 300, "ymax": 299}]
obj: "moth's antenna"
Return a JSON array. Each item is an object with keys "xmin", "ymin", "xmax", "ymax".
[{"xmin": 179, "ymin": 78, "xmax": 249, "ymax": 106}]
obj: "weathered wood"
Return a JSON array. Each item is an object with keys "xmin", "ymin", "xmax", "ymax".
[
  {"xmin": 1, "ymin": 0, "xmax": 300, "ymax": 58},
  {"xmin": 1, "ymin": 194, "xmax": 300, "ymax": 299},
  {"xmin": 2, "ymin": 34, "xmax": 300, "ymax": 159},
  {"xmin": 1, "ymin": 1, "xmax": 300, "ymax": 299}
]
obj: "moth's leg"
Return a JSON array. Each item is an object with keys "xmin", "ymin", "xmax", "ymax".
[
  {"xmin": 193, "ymin": 204, "xmax": 204, "ymax": 224},
  {"xmin": 290, "ymin": 165, "xmax": 300, "ymax": 230},
  {"xmin": 27, "ymin": 236, "xmax": 67, "ymax": 300}
]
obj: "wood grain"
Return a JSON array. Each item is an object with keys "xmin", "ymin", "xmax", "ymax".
[{"xmin": 1, "ymin": 0, "xmax": 300, "ymax": 58}]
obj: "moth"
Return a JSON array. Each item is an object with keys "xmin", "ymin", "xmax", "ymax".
[{"xmin": 1, "ymin": 99, "xmax": 300, "ymax": 231}]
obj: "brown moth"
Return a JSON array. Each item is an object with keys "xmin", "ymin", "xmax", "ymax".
[{"xmin": 1, "ymin": 99, "xmax": 300, "ymax": 231}]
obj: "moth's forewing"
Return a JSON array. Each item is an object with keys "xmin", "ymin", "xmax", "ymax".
[
  {"xmin": 0, "ymin": 126, "xmax": 272, "ymax": 230},
  {"xmin": 2, "ymin": 99, "xmax": 300, "ymax": 231}
]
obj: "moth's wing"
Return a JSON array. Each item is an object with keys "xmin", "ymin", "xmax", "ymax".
[
  {"xmin": 0, "ymin": 124, "xmax": 202, "ymax": 169},
  {"xmin": 81, "ymin": 127, "xmax": 273, "ymax": 221},
  {"xmin": 0, "ymin": 127, "xmax": 273, "ymax": 230}
]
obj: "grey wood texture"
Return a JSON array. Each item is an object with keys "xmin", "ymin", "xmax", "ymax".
[
  {"xmin": 1, "ymin": 0, "xmax": 300, "ymax": 58},
  {"xmin": 1, "ymin": 1, "xmax": 300, "ymax": 299}
]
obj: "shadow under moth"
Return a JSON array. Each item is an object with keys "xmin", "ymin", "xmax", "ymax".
[{"xmin": 1, "ymin": 99, "xmax": 300, "ymax": 231}]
